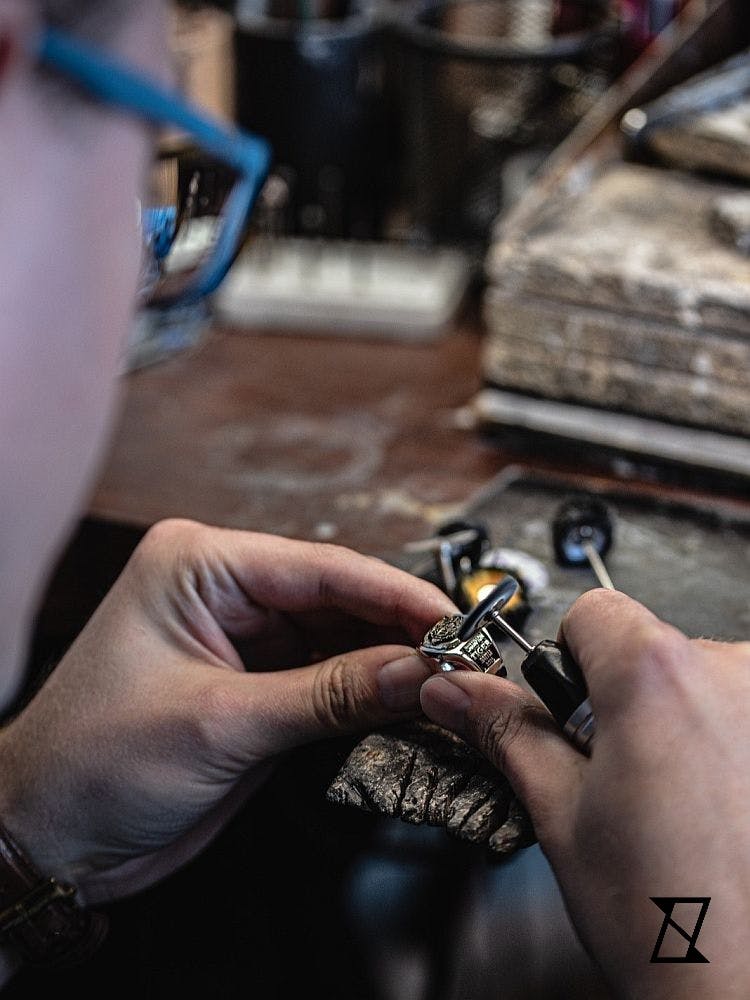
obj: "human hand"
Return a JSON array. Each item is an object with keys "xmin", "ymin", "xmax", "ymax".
[
  {"xmin": 420, "ymin": 589, "xmax": 750, "ymax": 999},
  {"xmin": 0, "ymin": 520, "xmax": 455, "ymax": 905}
]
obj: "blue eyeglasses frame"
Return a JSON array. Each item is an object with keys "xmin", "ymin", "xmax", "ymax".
[{"xmin": 36, "ymin": 27, "xmax": 272, "ymax": 306}]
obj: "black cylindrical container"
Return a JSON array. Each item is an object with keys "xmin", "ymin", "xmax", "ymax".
[
  {"xmin": 234, "ymin": 4, "xmax": 390, "ymax": 239},
  {"xmin": 393, "ymin": 0, "xmax": 617, "ymax": 244}
]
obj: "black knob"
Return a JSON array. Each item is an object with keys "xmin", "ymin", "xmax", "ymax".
[
  {"xmin": 437, "ymin": 519, "xmax": 490, "ymax": 567},
  {"xmin": 520, "ymin": 640, "xmax": 589, "ymax": 731},
  {"xmin": 552, "ymin": 496, "xmax": 614, "ymax": 568}
]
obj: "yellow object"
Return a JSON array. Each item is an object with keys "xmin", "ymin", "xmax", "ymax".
[{"xmin": 459, "ymin": 569, "xmax": 525, "ymax": 611}]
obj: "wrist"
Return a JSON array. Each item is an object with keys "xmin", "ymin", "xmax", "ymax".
[
  {"xmin": 0, "ymin": 714, "xmax": 84, "ymax": 888},
  {"xmin": 0, "ymin": 820, "xmax": 107, "ymax": 968}
]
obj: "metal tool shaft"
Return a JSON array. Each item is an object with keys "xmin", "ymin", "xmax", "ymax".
[
  {"xmin": 438, "ymin": 540, "xmax": 457, "ymax": 597},
  {"xmin": 489, "ymin": 610, "xmax": 533, "ymax": 654},
  {"xmin": 582, "ymin": 540, "xmax": 615, "ymax": 591}
]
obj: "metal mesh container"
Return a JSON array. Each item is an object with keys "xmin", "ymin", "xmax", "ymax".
[{"xmin": 393, "ymin": 0, "xmax": 618, "ymax": 244}]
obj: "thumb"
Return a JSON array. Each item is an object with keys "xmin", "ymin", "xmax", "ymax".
[
  {"xmin": 419, "ymin": 672, "xmax": 583, "ymax": 830},
  {"xmin": 233, "ymin": 645, "xmax": 432, "ymax": 757}
]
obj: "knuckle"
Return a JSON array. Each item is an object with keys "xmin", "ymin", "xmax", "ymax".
[
  {"xmin": 563, "ymin": 588, "xmax": 625, "ymax": 635},
  {"xmin": 312, "ymin": 657, "xmax": 365, "ymax": 731},
  {"xmin": 308, "ymin": 540, "xmax": 349, "ymax": 569},
  {"xmin": 137, "ymin": 518, "xmax": 205, "ymax": 562},
  {"xmin": 477, "ymin": 704, "xmax": 526, "ymax": 775},
  {"xmin": 630, "ymin": 620, "xmax": 688, "ymax": 678},
  {"xmin": 183, "ymin": 681, "xmax": 246, "ymax": 761},
  {"xmin": 616, "ymin": 621, "xmax": 692, "ymax": 711},
  {"xmin": 130, "ymin": 519, "xmax": 216, "ymax": 599},
  {"xmin": 305, "ymin": 541, "xmax": 352, "ymax": 605}
]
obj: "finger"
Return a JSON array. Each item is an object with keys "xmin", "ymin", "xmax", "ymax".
[
  {"xmin": 559, "ymin": 589, "xmax": 692, "ymax": 716},
  {"xmin": 223, "ymin": 645, "xmax": 434, "ymax": 758},
  {"xmin": 419, "ymin": 672, "xmax": 583, "ymax": 830},
  {"xmin": 156, "ymin": 522, "xmax": 458, "ymax": 642},
  {"xmin": 228, "ymin": 534, "xmax": 457, "ymax": 641}
]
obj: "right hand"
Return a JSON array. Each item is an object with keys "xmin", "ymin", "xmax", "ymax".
[{"xmin": 420, "ymin": 589, "xmax": 750, "ymax": 999}]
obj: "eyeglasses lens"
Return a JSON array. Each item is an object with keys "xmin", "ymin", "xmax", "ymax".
[{"xmin": 140, "ymin": 138, "xmax": 237, "ymax": 306}]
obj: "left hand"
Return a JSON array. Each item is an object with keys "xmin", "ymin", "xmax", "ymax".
[{"xmin": 0, "ymin": 519, "xmax": 455, "ymax": 905}]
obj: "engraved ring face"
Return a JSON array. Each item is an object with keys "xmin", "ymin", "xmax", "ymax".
[
  {"xmin": 423, "ymin": 614, "xmax": 464, "ymax": 650},
  {"xmin": 419, "ymin": 614, "xmax": 505, "ymax": 675}
]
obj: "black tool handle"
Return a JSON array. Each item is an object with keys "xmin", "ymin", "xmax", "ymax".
[{"xmin": 520, "ymin": 640, "xmax": 594, "ymax": 753}]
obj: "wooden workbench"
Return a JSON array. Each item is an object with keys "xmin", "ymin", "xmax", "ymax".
[{"xmin": 92, "ymin": 316, "xmax": 505, "ymax": 554}]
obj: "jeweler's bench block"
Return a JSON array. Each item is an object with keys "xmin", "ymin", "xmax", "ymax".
[{"xmin": 483, "ymin": 164, "xmax": 750, "ymax": 436}]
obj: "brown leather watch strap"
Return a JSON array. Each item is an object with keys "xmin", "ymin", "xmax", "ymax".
[{"xmin": 0, "ymin": 822, "xmax": 107, "ymax": 967}]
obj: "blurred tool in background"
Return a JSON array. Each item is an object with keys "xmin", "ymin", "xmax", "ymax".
[
  {"xmin": 618, "ymin": 0, "xmax": 690, "ymax": 62},
  {"xmin": 621, "ymin": 45, "xmax": 750, "ymax": 181}
]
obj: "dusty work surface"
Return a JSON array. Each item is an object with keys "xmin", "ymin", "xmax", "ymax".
[{"xmin": 92, "ymin": 321, "xmax": 508, "ymax": 553}]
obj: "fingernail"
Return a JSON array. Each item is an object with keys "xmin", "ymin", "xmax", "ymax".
[
  {"xmin": 378, "ymin": 655, "xmax": 433, "ymax": 712},
  {"xmin": 420, "ymin": 675, "xmax": 472, "ymax": 733}
]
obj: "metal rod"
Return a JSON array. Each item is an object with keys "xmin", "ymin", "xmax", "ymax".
[
  {"xmin": 403, "ymin": 529, "xmax": 479, "ymax": 553},
  {"xmin": 438, "ymin": 540, "xmax": 457, "ymax": 597},
  {"xmin": 489, "ymin": 611, "xmax": 534, "ymax": 654},
  {"xmin": 582, "ymin": 540, "xmax": 615, "ymax": 591}
]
